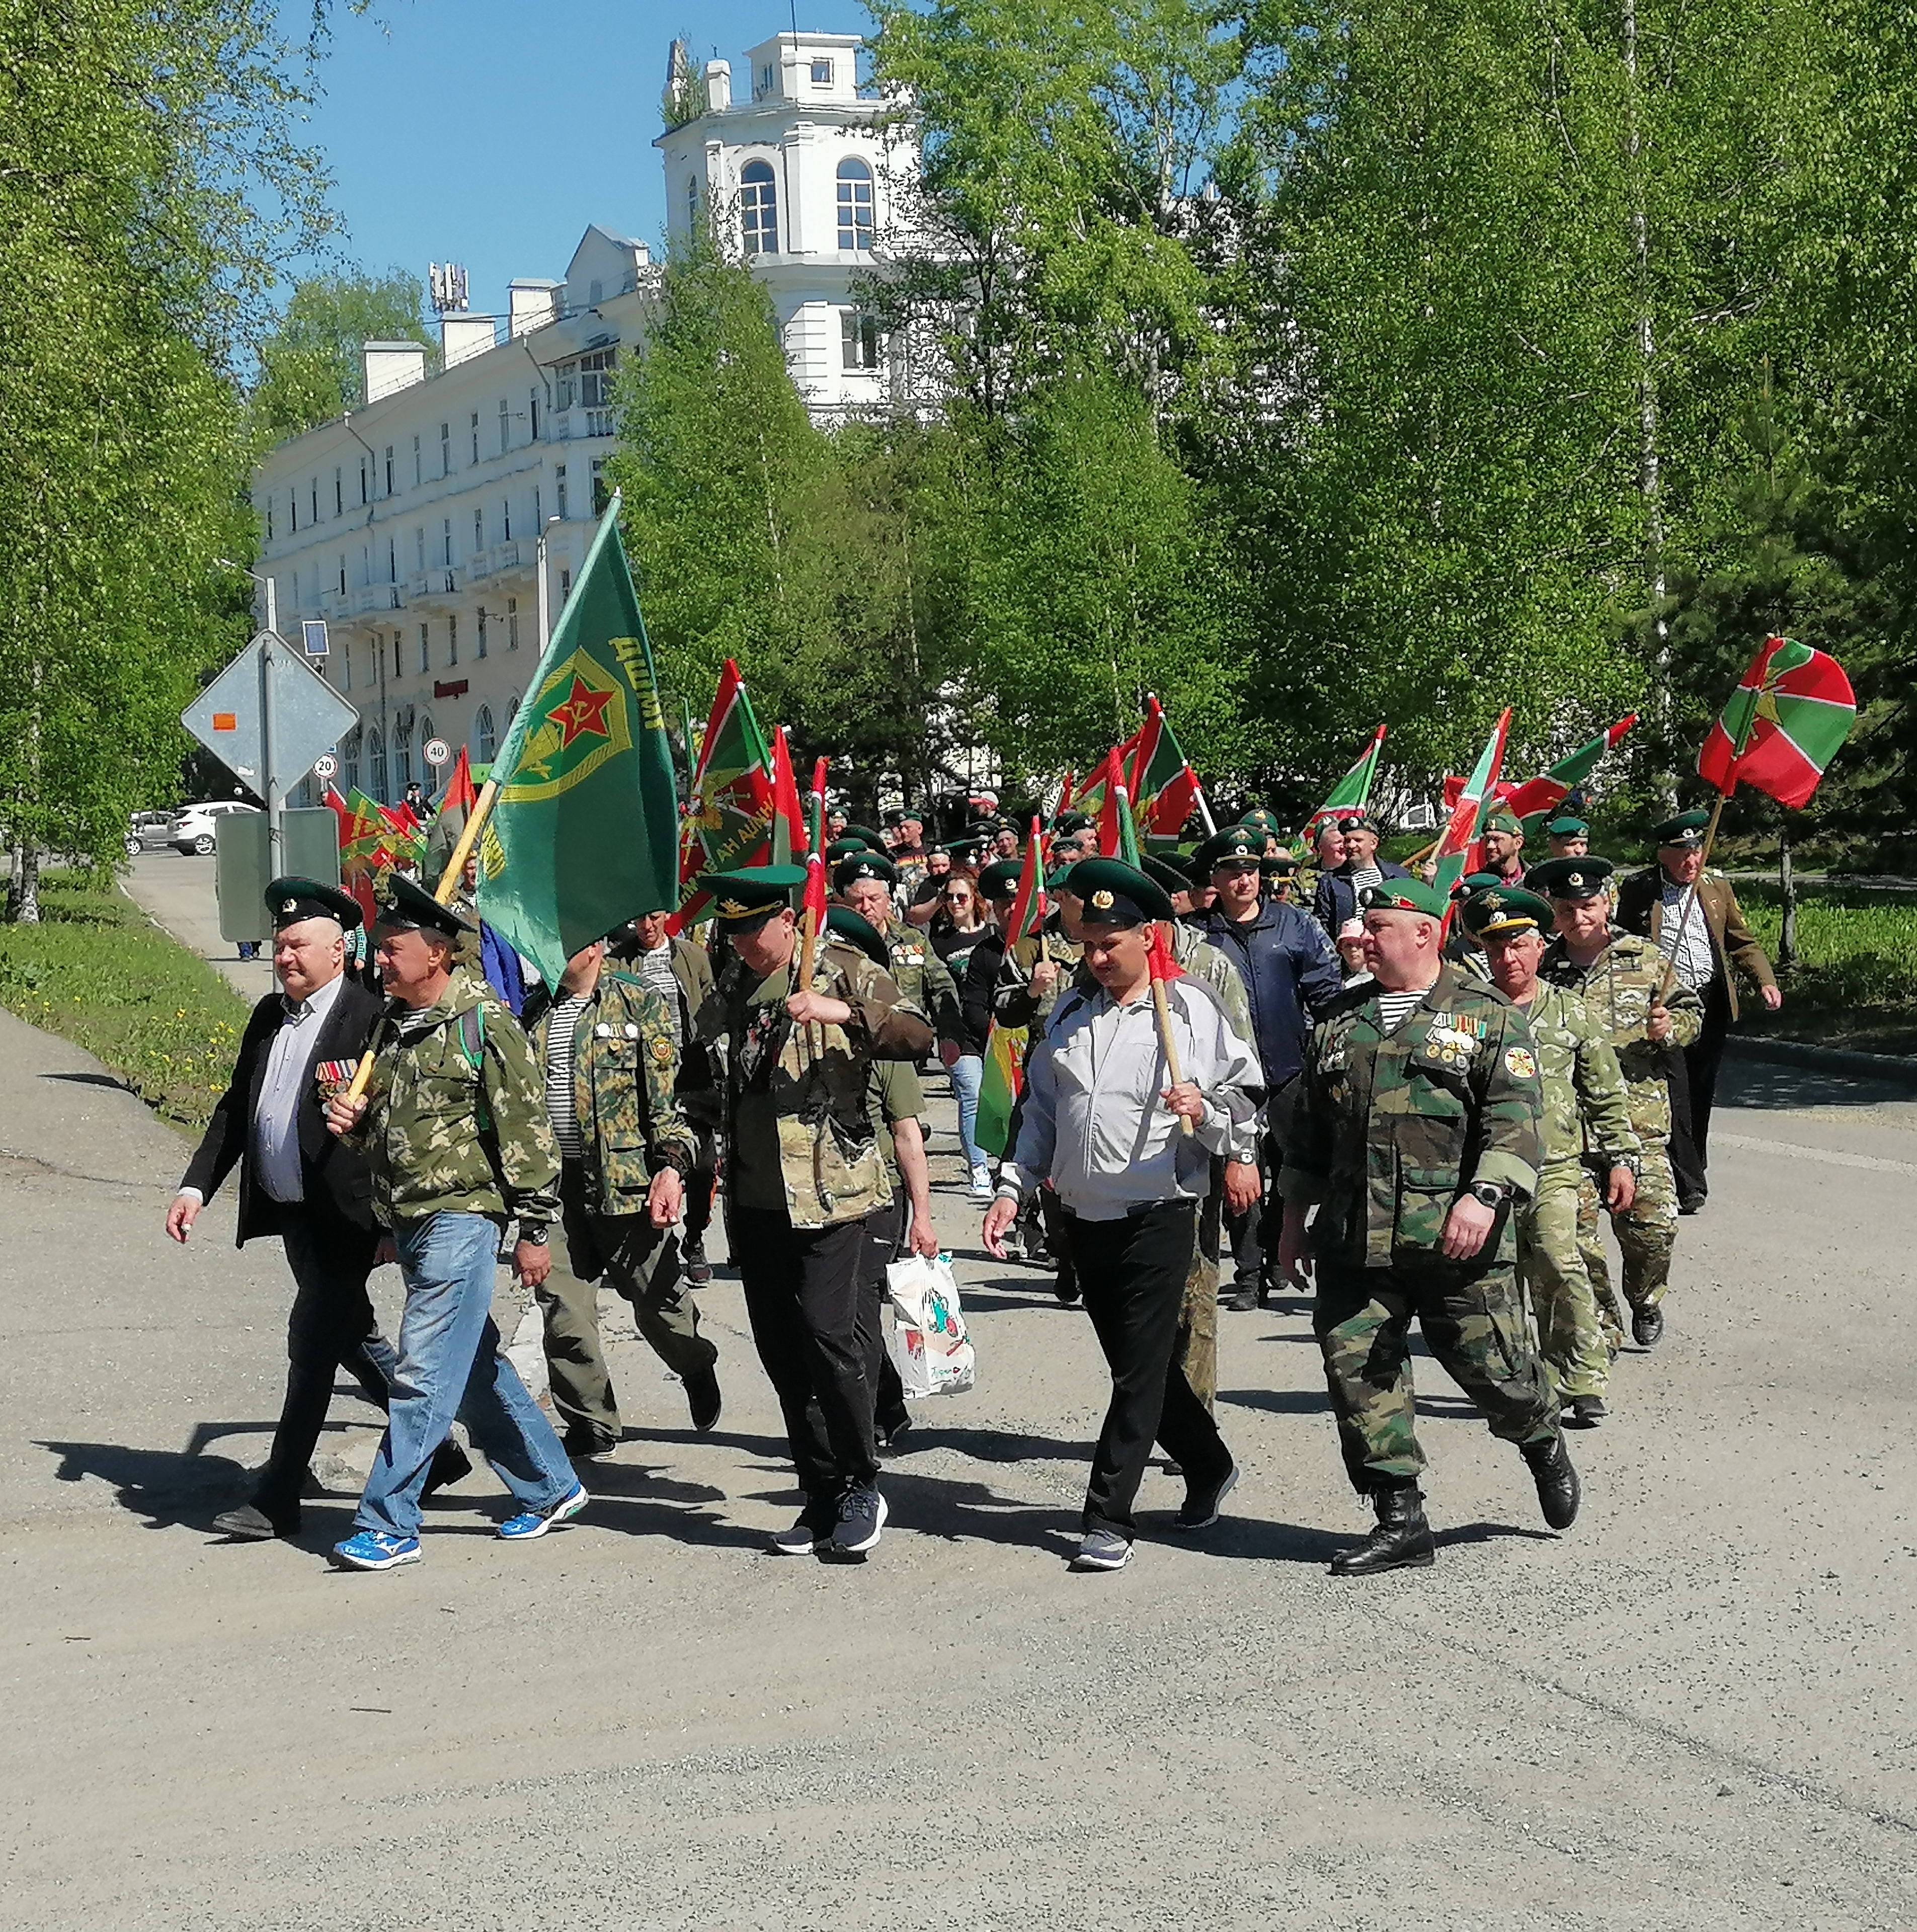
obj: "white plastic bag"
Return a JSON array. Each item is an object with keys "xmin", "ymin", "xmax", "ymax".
[{"xmin": 884, "ymin": 1252, "xmax": 976, "ymax": 1399}]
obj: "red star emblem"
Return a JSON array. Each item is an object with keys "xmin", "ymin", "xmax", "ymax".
[{"xmin": 546, "ymin": 673, "xmax": 615, "ymax": 749}]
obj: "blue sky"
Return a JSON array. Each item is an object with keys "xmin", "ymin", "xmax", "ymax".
[{"xmin": 292, "ymin": 0, "xmax": 871, "ymax": 317}]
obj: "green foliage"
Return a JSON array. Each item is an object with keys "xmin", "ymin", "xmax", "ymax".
[
  {"xmin": 1735, "ymin": 881, "xmax": 1917, "ymax": 1056},
  {"xmin": 0, "ymin": 873, "xmax": 250, "ymax": 1127},
  {"xmin": 0, "ymin": 0, "xmax": 340, "ymax": 909},
  {"xmin": 249, "ymin": 268, "xmax": 436, "ymax": 446}
]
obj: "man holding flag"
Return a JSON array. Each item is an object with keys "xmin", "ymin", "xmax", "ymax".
[{"xmin": 983, "ymin": 859, "xmax": 1261, "ymax": 1572}]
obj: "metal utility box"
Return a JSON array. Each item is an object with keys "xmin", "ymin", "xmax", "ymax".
[{"xmin": 215, "ymin": 809, "xmax": 341, "ymax": 942}]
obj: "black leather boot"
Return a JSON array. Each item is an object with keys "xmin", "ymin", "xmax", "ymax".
[
  {"xmin": 1329, "ymin": 1486, "xmax": 1435, "ymax": 1576},
  {"xmin": 1522, "ymin": 1432, "xmax": 1581, "ymax": 1530}
]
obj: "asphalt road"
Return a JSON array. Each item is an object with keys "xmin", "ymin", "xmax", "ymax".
[{"xmin": 2, "ymin": 1000, "xmax": 1913, "ymax": 1930}]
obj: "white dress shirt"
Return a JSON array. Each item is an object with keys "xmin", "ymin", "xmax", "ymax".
[
  {"xmin": 253, "ymin": 972, "xmax": 346, "ymax": 1204},
  {"xmin": 1656, "ymin": 876, "xmax": 1717, "ymax": 991}
]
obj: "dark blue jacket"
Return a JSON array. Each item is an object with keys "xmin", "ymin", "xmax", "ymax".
[
  {"xmin": 1312, "ymin": 860, "xmax": 1413, "ymax": 939},
  {"xmin": 1189, "ymin": 898, "xmax": 1344, "ymax": 1090}
]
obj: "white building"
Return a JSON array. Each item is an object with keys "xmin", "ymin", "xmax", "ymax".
[{"xmin": 251, "ymin": 30, "xmax": 924, "ymax": 805}]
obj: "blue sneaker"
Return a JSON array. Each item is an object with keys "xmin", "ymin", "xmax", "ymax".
[
  {"xmin": 331, "ymin": 1530, "xmax": 421, "ymax": 1572},
  {"xmin": 498, "ymin": 1482, "xmax": 589, "ymax": 1541}
]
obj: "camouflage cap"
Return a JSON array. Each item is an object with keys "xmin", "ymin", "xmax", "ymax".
[
  {"xmin": 1066, "ymin": 857, "xmax": 1175, "ymax": 926},
  {"xmin": 266, "ymin": 875, "xmax": 361, "ymax": 931},
  {"xmin": 833, "ymin": 852, "xmax": 899, "ymax": 894},
  {"xmin": 1460, "ymin": 885, "xmax": 1555, "ymax": 939},
  {"xmin": 1359, "ymin": 878, "xmax": 1449, "ymax": 919},
  {"xmin": 1527, "ymin": 856, "xmax": 1617, "ymax": 901},
  {"xmin": 1653, "ymin": 809, "xmax": 1711, "ymax": 848}
]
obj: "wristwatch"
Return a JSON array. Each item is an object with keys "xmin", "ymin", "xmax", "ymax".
[
  {"xmin": 519, "ymin": 1223, "xmax": 550, "ymax": 1246},
  {"xmin": 1467, "ymin": 1181, "xmax": 1510, "ymax": 1210}
]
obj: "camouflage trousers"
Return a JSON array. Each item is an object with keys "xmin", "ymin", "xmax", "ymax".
[
  {"xmin": 1175, "ymin": 1185, "xmax": 1223, "ymax": 1412},
  {"xmin": 1517, "ymin": 1163, "xmax": 1611, "ymax": 1399},
  {"xmin": 1576, "ymin": 1140, "xmax": 1678, "ymax": 1322},
  {"xmin": 1314, "ymin": 1259, "xmax": 1558, "ymax": 1494}
]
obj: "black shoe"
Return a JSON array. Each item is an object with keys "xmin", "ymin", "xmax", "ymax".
[
  {"xmin": 683, "ymin": 1239, "xmax": 713, "ymax": 1286},
  {"xmin": 1329, "ymin": 1487, "xmax": 1435, "ymax": 1576},
  {"xmin": 1220, "ymin": 1282, "xmax": 1260, "ymax": 1313},
  {"xmin": 685, "ymin": 1367, "xmax": 722, "ymax": 1433},
  {"xmin": 1632, "ymin": 1304, "xmax": 1665, "ymax": 1348},
  {"xmin": 422, "ymin": 1440, "xmax": 473, "ymax": 1496},
  {"xmin": 1174, "ymin": 1462, "xmax": 1239, "ymax": 1532},
  {"xmin": 1054, "ymin": 1269, "xmax": 1081, "ymax": 1307},
  {"xmin": 562, "ymin": 1428, "xmax": 619, "ymax": 1460},
  {"xmin": 1562, "ymin": 1394, "xmax": 1607, "ymax": 1429},
  {"xmin": 1523, "ymin": 1434, "xmax": 1581, "ymax": 1531},
  {"xmin": 213, "ymin": 1500, "xmax": 297, "ymax": 1540}
]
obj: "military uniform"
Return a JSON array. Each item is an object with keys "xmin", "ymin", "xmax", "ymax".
[
  {"xmin": 524, "ymin": 964, "xmax": 718, "ymax": 1452},
  {"xmin": 880, "ymin": 919, "xmax": 961, "ymax": 1048},
  {"xmin": 1540, "ymin": 926, "xmax": 1701, "ymax": 1337},
  {"xmin": 336, "ymin": 878, "xmax": 579, "ymax": 1565},
  {"xmin": 694, "ymin": 868, "xmax": 933, "ymax": 1552}
]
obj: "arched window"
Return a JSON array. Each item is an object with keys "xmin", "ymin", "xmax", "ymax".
[
  {"xmin": 474, "ymin": 704, "xmax": 498, "ymax": 763},
  {"xmin": 506, "ymin": 692, "xmax": 521, "ymax": 729},
  {"xmin": 741, "ymin": 159, "xmax": 778, "ymax": 255},
  {"xmin": 340, "ymin": 725, "xmax": 362, "ymax": 796},
  {"xmin": 836, "ymin": 156, "xmax": 874, "ymax": 251},
  {"xmin": 393, "ymin": 716, "xmax": 413, "ymax": 793},
  {"xmin": 367, "ymin": 727, "xmax": 387, "ymax": 802}
]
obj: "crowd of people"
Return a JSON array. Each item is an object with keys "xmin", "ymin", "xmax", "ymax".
[{"xmin": 163, "ymin": 795, "xmax": 1780, "ymax": 1577}]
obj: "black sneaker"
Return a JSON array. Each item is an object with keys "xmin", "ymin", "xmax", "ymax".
[
  {"xmin": 212, "ymin": 1501, "xmax": 296, "ymax": 1541},
  {"xmin": 828, "ymin": 1483, "xmax": 887, "ymax": 1557},
  {"xmin": 682, "ymin": 1238, "xmax": 713, "ymax": 1287},
  {"xmin": 1174, "ymin": 1462, "xmax": 1239, "ymax": 1532},
  {"xmin": 768, "ymin": 1496, "xmax": 837, "ymax": 1556},
  {"xmin": 562, "ymin": 1428, "xmax": 619, "ymax": 1460}
]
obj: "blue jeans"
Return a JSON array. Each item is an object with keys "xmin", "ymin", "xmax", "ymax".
[
  {"xmin": 355, "ymin": 1212, "xmax": 576, "ymax": 1540},
  {"xmin": 950, "ymin": 1053, "xmax": 986, "ymax": 1173}
]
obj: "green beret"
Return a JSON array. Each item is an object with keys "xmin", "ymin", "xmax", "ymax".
[
  {"xmin": 825, "ymin": 906, "xmax": 890, "ymax": 970},
  {"xmin": 699, "ymin": 863, "xmax": 808, "ymax": 927},
  {"xmin": 373, "ymin": 871, "xmax": 475, "ymax": 940},
  {"xmin": 1653, "ymin": 809, "xmax": 1711, "ymax": 848},
  {"xmin": 1482, "ymin": 806, "xmax": 1523, "ymax": 836},
  {"xmin": 1450, "ymin": 868, "xmax": 1505, "ymax": 901},
  {"xmin": 1544, "ymin": 816, "xmax": 1589, "ymax": 838},
  {"xmin": 266, "ymin": 874, "xmax": 361, "ymax": 931},
  {"xmin": 1528, "ymin": 856, "xmax": 1617, "ymax": 901},
  {"xmin": 1240, "ymin": 808, "xmax": 1283, "ymax": 836},
  {"xmin": 883, "ymin": 804, "xmax": 924, "ymax": 829},
  {"xmin": 1459, "ymin": 886, "xmax": 1555, "ymax": 939},
  {"xmin": 1140, "ymin": 853, "xmax": 1193, "ymax": 899},
  {"xmin": 841, "ymin": 824, "xmax": 887, "ymax": 849},
  {"xmin": 833, "ymin": 852, "xmax": 898, "ymax": 894},
  {"xmin": 978, "ymin": 858, "xmax": 1024, "ymax": 900},
  {"xmin": 1053, "ymin": 810, "xmax": 1095, "ymax": 837},
  {"xmin": 1195, "ymin": 824, "xmax": 1264, "ymax": 871},
  {"xmin": 825, "ymin": 837, "xmax": 873, "ymax": 861},
  {"xmin": 1067, "ymin": 857, "xmax": 1175, "ymax": 926},
  {"xmin": 1357, "ymin": 878, "xmax": 1450, "ymax": 918}
]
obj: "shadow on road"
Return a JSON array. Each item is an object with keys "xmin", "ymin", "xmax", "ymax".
[
  {"xmin": 37, "ymin": 1438, "xmax": 253, "ymax": 1531},
  {"xmin": 39, "ymin": 1070, "xmax": 129, "ymax": 1091},
  {"xmin": 1719, "ymin": 1052, "xmax": 1917, "ymax": 1112}
]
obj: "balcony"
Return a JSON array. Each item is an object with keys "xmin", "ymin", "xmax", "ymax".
[
  {"xmin": 353, "ymin": 582, "xmax": 404, "ymax": 615},
  {"xmin": 467, "ymin": 541, "xmax": 526, "ymax": 582},
  {"xmin": 408, "ymin": 568, "xmax": 461, "ymax": 605},
  {"xmin": 546, "ymin": 409, "xmax": 615, "ymax": 442}
]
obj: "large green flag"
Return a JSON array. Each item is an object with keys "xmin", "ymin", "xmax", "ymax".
[{"xmin": 477, "ymin": 500, "xmax": 679, "ymax": 988}]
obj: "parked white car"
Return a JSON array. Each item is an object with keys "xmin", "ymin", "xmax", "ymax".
[{"xmin": 170, "ymin": 799, "xmax": 260, "ymax": 856}]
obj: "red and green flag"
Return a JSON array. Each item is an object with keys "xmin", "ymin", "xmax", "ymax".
[
  {"xmin": 1504, "ymin": 714, "xmax": 1637, "ymax": 831},
  {"xmin": 1128, "ymin": 696, "xmax": 1203, "ymax": 839},
  {"xmin": 476, "ymin": 498, "xmax": 681, "ymax": 988},
  {"xmin": 1303, "ymin": 726, "xmax": 1387, "ymax": 839},
  {"xmin": 1430, "ymin": 708, "xmax": 1511, "ymax": 907},
  {"xmin": 801, "ymin": 756, "xmax": 829, "ymax": 934},
  {"xmin": 975, "ymin": 821, "xmax": 1049, "ymax": 1160},
  {"xmin": 767, "ymin": 725, "xmax": 808, "ymax": 864},
  {"xmin": 674, "ymin": 658, "xmax": 775, "ymax": 928},
  {"xmin": 1698, "ymin": 636, "xmax": 1856, "ymax": 809}
]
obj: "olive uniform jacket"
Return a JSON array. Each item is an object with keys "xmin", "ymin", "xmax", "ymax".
[
  {"xmin": 1614, "ymin": 866, "xmax": 1777, "ymax": 1022},
  {"xmin": 182, "ymin": 976, "xmax": 384, "ymax": 1247}
]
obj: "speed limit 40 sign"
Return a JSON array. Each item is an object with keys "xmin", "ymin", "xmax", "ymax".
[{"xmin": 424, "ymin": 737, "xmax": 452, "ymax": 768}]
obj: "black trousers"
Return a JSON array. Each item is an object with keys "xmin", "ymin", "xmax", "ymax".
[
  {"xmin": 254, "ymin": 1204, "xmax": 393, "ymax": 1514},
  {"xmin": 857, "ymin": 1196, "xmax": 910, "ymax": 1434},
  {"xmin": 682, "ymin": 1124, "xmax": 718, "ymax": 1247},
  {"xmin": 732, "ymin": 1205, "xmax": 879, "ymax": 1501},
  {"xmin": 1064, "ymin": 1200, "xmax": 1232, "ymax": 1539},
  {"xmin": 1224, "ymin": 1123, "xmax": 1283, "ymax": 1290},
  {"xmin": 1668, "ymin": 978, "xmax": 1731, "ymax": 1205}
]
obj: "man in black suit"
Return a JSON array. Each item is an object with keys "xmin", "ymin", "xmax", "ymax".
[{"xmin": 165, "ymin": 876, "xmax": 466, "ymax": 1538}]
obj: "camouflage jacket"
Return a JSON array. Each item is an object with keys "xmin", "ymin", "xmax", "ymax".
[
  {"xmin": 1280, "ymin": 967, "xmax": 1542, "ymax": 1270},
  {"xmin": 1513, "ymin": 982, "xmax": 1641, "ymax": 1174},
  {"xmin": 353, "ymin": 977, "xmax": 560, "ymax": 1229},
  {"xmin": 696, "ymin": 935, "xmax": 934, "ymax": 1228},
  {"xmin": 523, "ymin": 969, "xmax": 694, "ymax": 1220},
  {"xmin": 877, "ymin": 921, "xmax": 961, "ymax": 1045},
  {"xmin": 1540, "ymin": 928, "xmax": 1703, "ymax": 1145},
  {"xmin": 991, "ymin": 929, "xmax": 1085, "ymax": 1031}
]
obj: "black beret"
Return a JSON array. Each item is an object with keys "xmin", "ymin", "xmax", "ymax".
[
  {"xmin": 833, "ymin": 853, "xmax": 898, "ymax": 894},
  {"xmin": 373, "ymin": 872, "xmax": 475, "ymax": 940},
  {"xmin": 1528, "ymin": 856, "xmax": 1618, "ymax": 901}
]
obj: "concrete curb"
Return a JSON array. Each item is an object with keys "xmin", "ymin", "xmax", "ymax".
[{"xmin": 1725, "ymin": 1033, "xmax": 1917, "ymax": 1084}]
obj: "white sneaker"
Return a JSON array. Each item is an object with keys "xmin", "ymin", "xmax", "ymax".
[{"xmin": 969, "ymin": 1164, "xmax": 994, "ymax": 1200}]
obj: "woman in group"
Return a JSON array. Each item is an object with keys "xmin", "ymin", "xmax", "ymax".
[{"xmin": 928, "ymin": 868, "xmax": 995, "ymax": 1201}]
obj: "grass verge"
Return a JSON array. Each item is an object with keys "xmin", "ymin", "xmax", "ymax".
[
  {"xmin": 1734, "ymin": 881, "xmax": 1917, "ymax": 1058},
  {"xmin": 0, "ymin": 871, "xmax": 250, "ymax": 1130}
]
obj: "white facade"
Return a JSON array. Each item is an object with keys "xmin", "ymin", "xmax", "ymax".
[
  {"xmin": 251, "ymin": 31, "xmax": 927, "ymax": 802},
  {"xmin": 659, "ymin": 31, "xmax": 922, "ymax": 421}
]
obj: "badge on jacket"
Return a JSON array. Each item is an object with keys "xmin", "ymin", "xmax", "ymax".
[{"xmin": 313, "ymin": 1059, "xmax": 356, "ymax": 1100}]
